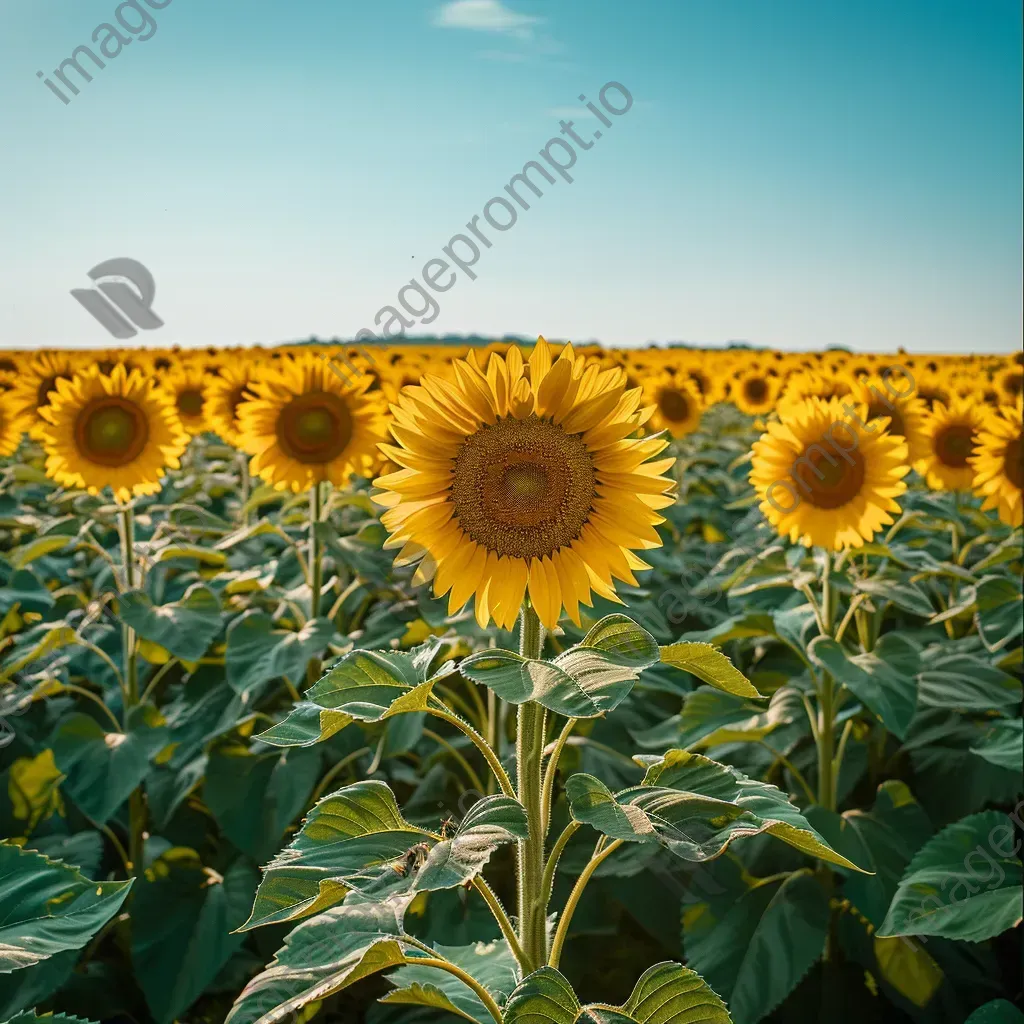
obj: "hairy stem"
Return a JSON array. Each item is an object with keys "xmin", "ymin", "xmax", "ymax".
[
  {"xmin": 516, "ymin": 604, "xmax": 547, "ymax": 970},
  {"xmin": 472, "ymin": 877, "xmax": 530, "ymax": 972},
  {"xmin": 118, "ymin": 504, "xmax": 143, "ymax": 876},
  {"xmin": 427, "ymin": 704, "xmax": 515, "ymax": 797}
]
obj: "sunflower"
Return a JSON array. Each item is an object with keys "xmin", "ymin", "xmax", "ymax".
[
  {"xmin": 161, "ymin": 361, "xmax": 210, "ymax": 435},
  {"xmin": 38, "ymin": 365, "xmax": 189, "ymax": 501},
  {"xmin": 0, "ymin": 391, "xmax": 28, "ymax": 456},
  {"xmin": 732, "ymin": 369, "xmax": 779, "ymax": 416},
  {"xmin": 750, "ymin": 397, "xmax": 909, "ymax": 550},
  {"xmin": 8, "ymin": 351, "xmax": 82, "ymax": 437},
  {"xmin": 206, "ymin": 361, "xmax": 258, "ymax": 448},
  {"xmin": 847, "ymin": 374, "xmax": 930, "ymax": 464},
  {"xmin": 236, "ymin": 352, "xmax": 385, "ymax": 492},
  {"xmin": 916, "ymin": 400, "xmax": 987, "ymax": 491},
  {"xmin": 993, "ymin": 366, "xmax": 1023, "ymax": 405},
  {"xmin": 644, "ymin": 370, "xmax": 704, "ymax": 439},
  {"xmin": 970, "ymin": 399, "xmax": 1023, "ymax": 527},
  {"xmin": 373, "ymin": 337, "xmax": 676, "ymax": 630}
]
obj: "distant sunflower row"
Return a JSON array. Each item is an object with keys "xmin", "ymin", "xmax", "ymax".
[{"xmin": 0, "ymin": 343, "xmax": 1020, "ymax": 546}]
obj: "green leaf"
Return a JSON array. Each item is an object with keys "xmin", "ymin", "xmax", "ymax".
[
  {"xmin": 0, "ymin": 842, "xmax": 132, "ymax": 973},
  {"xmin": 974, "ymin": 576, "xmax": 1024, "ymax": 652},
  {"xmin": 611, "ymin": 750, "xmax": 865, "ymax": 871},
  {"xmin": 969, "ymin": 718, "xmax": 1023, "ymax": 770},
  {"xmin": 226, "ymin": 612, "xmax": 334, "ymax": 694},
  {"xmin": 1, "ymin": 1013, "xmax": 100, "ymax": 1024},
  {"xmin": 808, "ymin": 634, "xmax": 919, "ymax": 740},
  {"xmin": 381, "ymin": 940, "xmax": 520, "ymax": 1023},
  {"xmin": 205, "ymin": 745, "xmax": 321, "ymax": 862},
  {"xmin": 50, "ymin": 703, "xmax": 168, "ymax": 823},
  {"xmin": 502, "ymin": 962, "xmax": 732, "ymax": 1024},
  {"xmin": 965, "ymin": 1000, "xmax": 1024, "ymax": 1024},
  {"xmin": 226, "ymin": 894, "xmax": 412, "ymax": 1024},
  {"xmin": 878, "ymin": 811, "xmax": 1023, "ymax": 942},
  {"xmin": 658, "ymin": 642, "xmax": 762, "ymax": 698},
  {"xmin": 302, "ymin": 643, "xmax": 447, "ymax": 722},
  {"xmin": 856, "ymin": 577, "xmax": 935, "ymax": 618},
  {"xmin": 118, "ymin": 584, "xmax": 222, "ymax": 662},
  {"xmin": 460, "ymin": 615, "xmax": 659, "ymax": 718},
  {"xmin": 917, "ymin": 651, "xmax": 1022, "ymax": 711},
  {"xmin": 6, "ymin": 534, "xmax": 72, "ymax": 569},
  {"xmin": 132, "ymin": 849, "xmax": 258, "ymax": 1024},
  {"xmin": 0, "ymin": 568, "xmax": 55, "ymax": 615},
  {"xmin": 242, "ymin": 781, "xmax": 525, "ymax": 930},
  {"xmin": 254, "ymin": 702, "xmax": 354, "ymax": 749},
  {"xmin": 684, "ymin": 870, "xmax": 827, "ymax": 1024}
]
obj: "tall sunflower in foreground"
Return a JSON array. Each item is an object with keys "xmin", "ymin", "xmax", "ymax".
[
  {"xmin": 373, "ymin": 337, "xmax": 676, "ymax": 630},
  {"xmin": 916, "ymin": 400, "xmax": 986, "ymax": 491},
  {"xmin": 236, "ymin": 353, "xmax": 385, "ymax": 492},
  {"xmin": 750, "ymin": 396, "xmax": 909, "ymax": 550},
  {"xmin": 970, "ymin": 399, "xmax": 1023, "ymax": 527},
  {"xmin": 38, "ymin": 365, "xmax": 189, "ymax": 502}
]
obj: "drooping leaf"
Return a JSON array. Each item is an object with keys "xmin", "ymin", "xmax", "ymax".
[
  {"xmin": 460, "ymin": 615, "xmax": 659, "ymax": 718},
  {"xmin": 118, "ymin": 584, "xmax": 222, "ymax": 662},
  {"xmin": 973, "ymin": 576, "xmax": 1024, "ymax": 652},
  {"xmin": 969, "ymin": 718, "xmax": 1022, "ymax": 771},
  {"xmin": 49, "ymin": 704, "xmax": 168, "ymax": 823},
  {"xmin": 241, "ymin": 782, "xmax": 525, "ymax": 930},
  {"xmin": 684, "ymin": 870, "xmax": 827, "ymax": 1024},
  {"xmin": 878, "ymin": 811, "xmax": 1023, "ymax": 942},
  {"xmin": 226, "ymin": 894, "xmax": 413, "ymax": 1024},
  {"xmin": 808, "ymin": 633, "xmax": 919, "ymax": 740},
  {"xmin": 575, "ymin": 750, "xmax": 866, "ymax": 871},
  {"xmin": 381, "ymin": 939, "xmax": 520, "ymax": 1023},
  {"xmin": 502, "ymin": 962, "xmax": 732, "ymax": 1024},
  {"xmin": 873, "ymin": 935, "xmax": 944, "ymax": 1009},
  {"xmin": 658, "ymin": 642, "xmax": 762, "ymax": 698},
  {"xmin": 917, "ymin": 650, "xmax": 1022, "ymax": 712},
  {"xmin": 0, "ymin": 842, "xmax": 132, "ymax": 973},
  {"xmin": 132, "ymin": 849, "xmax": 258, "ymax": 1024}
]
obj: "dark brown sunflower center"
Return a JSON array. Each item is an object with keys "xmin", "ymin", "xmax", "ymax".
[
  {"xmin": 744, "ymin": 378, "xmax": 769, "ymax": 403},
  {"xmin": 867, "ymin": 401, "xmax": 905, "ymax": 437},
  {"xmin": 176, "ymin": 388, "xmax": 204, "ymax": 417},
  {"xmin": 794, "ymin": 445, "xmax": 866, "ymax": 510},
  {"xmin": 1004, "ymin": 437, "xmax": 1023, "ymax": 490},
  {"xmin": 75, "ymin": 397, "xmax": 149, "ymax": 467},
  {"xmin": 658, "ymin": 387, "xmax": 691, "ymax": 423},
  {"xmin": 1001, "ymin": 372, "xmax": 1023, "ymax": 398},
  {"xmin": 935, "ymin": 424, "xmax": 975, "ymax": 468},
  {"xmin": 451, "ymin": 415, "xmax": 595, "ymax": 559},
  {"xmin": 276, "ymin": 391, "xmax": 353, "ymax": 464},
  {"xmin": 228, "ymin": 386, "xmax": 249, "ymax": 423}
]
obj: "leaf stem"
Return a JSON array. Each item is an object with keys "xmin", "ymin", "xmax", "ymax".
[
  {"xmin": 540, "ymin": 820, "xmax": 580, "ymax": 912},
  {"xmin": 398, "ymin": 949, "xmax": 503, "ymax": 1024},
  {"xmin": 472, "ymin": 877, "xmax": 530, "ymax": 972},
  {"xmin": 547, "ymin": 838, "xmax": 623, "ymax": 968},
  {"xmin": 540, "ymin": 717, "xmax": 577, "ymax": 833},
  {"xmin": 427, "ymin": 704, "xmax": 515, "ymax": 798},
  {"xmin": 423, "ymin": 727, "xmax": 486, "ymax": 793}
]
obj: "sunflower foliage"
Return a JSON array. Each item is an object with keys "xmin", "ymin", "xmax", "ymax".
[{"xmin": 0, "ymin": 341, "xmax": 1020, "ymax": 1024}]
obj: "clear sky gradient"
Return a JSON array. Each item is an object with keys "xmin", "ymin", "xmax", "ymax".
[{"xmin": 2, "ymin": 0, "xmax": 1020, "ymax": 352}]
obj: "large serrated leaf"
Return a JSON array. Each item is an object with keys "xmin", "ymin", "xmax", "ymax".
[
  {"xmin": 659, "ymin": 642, "xmax": 762, "ymax": 698},
  {"xmin": 226, "ymin": 612, "xmax": 334, "ymax": 695},
  {"xmin": 684, "ymin": 870, "xmax": 827, "ymax": 1024},
  {"xmin": 878, "ymin": 811, "xmax": 1023, "ymax": 942},
  {"xmin": 0, "ymin": 842, "xmax": 132, "ymax": 973},
  {"xmin": 502, "ymin": 962, "xmax": 732, "ymax": 1023}
]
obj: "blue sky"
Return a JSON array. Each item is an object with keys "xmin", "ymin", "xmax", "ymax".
[{"xmin": 1, "ymin": 0, "xmax": 1020, "ymax": 352}]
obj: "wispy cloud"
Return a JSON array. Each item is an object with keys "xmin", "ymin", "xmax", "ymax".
[{"xmin": 433, "ymin": 1, "xmax": 543, "ymax": 40}]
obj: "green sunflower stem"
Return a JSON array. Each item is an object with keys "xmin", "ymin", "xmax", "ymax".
[
  {"xmin": 516, "ymin": 604, "xmax": 548, "ymax": 971},
  {"xmin": 307, "ymin": 482, "xmax": 325, "ymax": 682},
  {"xmin": 118, "ymin": 503, "xmax": 144, "ymax": 877}
]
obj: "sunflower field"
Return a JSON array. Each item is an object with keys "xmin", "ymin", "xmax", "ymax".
[{"xmin": 0, "ymin": 338, "xmax": 1021, "ymax": 1024}]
